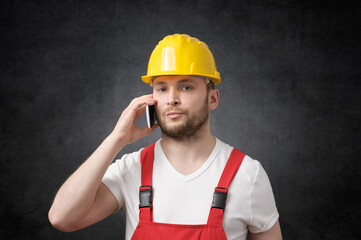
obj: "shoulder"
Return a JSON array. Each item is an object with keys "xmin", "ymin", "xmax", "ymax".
[
  {"xmin": 239, "ymin": 155, "xmax": 262, "ymax": 185},
  {"xmin": 214, "ymin": 138, "xmax": 235, "ymax": 161},
  {"xmin": 216, "ymin": 138, "xmax": 261, "ymax": 184},
  {"xmin": 109, "ymin": 140, "xmax": 161, "ymax": 176},
  {"xmin": 101, "ymin": 147, "xmax": 144, "ymax": 212},
  {"xmin": 104, "ymin": 148, "xmax": 143, "ymax": 180}
]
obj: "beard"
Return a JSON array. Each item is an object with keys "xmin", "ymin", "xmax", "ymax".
[{"xmin": 156, "ymin": 99, "xmax": 209, "ymax": 140}]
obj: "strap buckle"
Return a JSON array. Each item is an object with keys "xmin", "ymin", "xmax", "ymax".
[
  {"xmin": 211, "ymin": 187, "xmax": 228, "ymax": 209},
  {"xmin": 139, "ymin": 185, "xmax": 153, "ymax": 209}
]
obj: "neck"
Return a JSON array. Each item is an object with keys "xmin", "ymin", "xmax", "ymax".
[{"xmin": 160, "ymin": 123, "xmax": 216, "ymax": 175}]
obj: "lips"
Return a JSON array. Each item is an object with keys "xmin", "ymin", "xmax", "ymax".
[{"xmin": 166, "ymin": 111, "xmax": 183, "ymax": 119}]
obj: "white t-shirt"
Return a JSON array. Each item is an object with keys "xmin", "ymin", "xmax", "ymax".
[{"xmin": 102, "ymin": 138, "xmax": 279, "ymax": 240}]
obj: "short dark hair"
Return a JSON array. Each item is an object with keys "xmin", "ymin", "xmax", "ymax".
[{"xmin": 205, "ymin": 78, "xmax": 215, "ymax": 92}]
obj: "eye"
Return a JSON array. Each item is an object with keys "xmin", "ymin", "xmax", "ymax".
[
  {"xmin": 158, "ymin": 87, "xmax": 166, "ymax": 92},
  {"xmin": 181, "ymin": 86, "xmax": 192, "ymax": 91}
]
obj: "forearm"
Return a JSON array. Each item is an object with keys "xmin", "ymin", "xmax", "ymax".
[{"xmin": 49, "ymin": 133, "xmax": 126, "ymax": 227}]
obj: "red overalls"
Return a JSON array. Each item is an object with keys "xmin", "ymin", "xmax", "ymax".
[{"xmin": 131, "ymin": 143, "xmax": 245, "ymax": 240}]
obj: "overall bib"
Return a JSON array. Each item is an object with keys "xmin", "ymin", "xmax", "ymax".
[{"xmin": 131, "ymin": 143, "xmax": 245, "ymax": 240}]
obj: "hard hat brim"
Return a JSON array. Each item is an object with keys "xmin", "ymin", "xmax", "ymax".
[{"xmin": 142, "ymin": 74, "xmax": 221, "ymax": 85}]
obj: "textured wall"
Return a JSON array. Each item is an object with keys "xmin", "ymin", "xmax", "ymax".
[{"xmin": 1, "ymin": 0, "xmax": 360, "ymax": 239}]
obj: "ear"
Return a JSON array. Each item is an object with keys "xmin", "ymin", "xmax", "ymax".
[{"xmin": 208, "ymin": 89, "xmax": 219, "ymax": 110}]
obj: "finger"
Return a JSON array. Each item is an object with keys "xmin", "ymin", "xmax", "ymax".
[
  {"xmin": 129, "ymin": 122, "xmax": 158, "ymax": 143},
  {"xmin": 128, "ymin": 96, "xmax": 156, "ymax": 113},
  {"xmin": 134, "ymin": 104, "xmax": 147, "ymax": 120},
  {"xmin": 120, "ymin": 95, "xmax": 156, "ymax": 128},
  {"xmin": 140, "ymin": 124, "xmax": 158, "ymax": 138}
]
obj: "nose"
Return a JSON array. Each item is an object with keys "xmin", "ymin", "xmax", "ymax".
[{"xmin": 167, "ymin": 88, "xmax": 180, "ymax": 106}]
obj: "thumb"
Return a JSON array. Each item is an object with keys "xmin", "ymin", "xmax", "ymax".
[
  {"xmin": 146, "ymin": 124, "xmax": 158, "ymax": 135},
  {"xmin": 135, "ymin": 124, "xmax": 158, "ymax": 142}
]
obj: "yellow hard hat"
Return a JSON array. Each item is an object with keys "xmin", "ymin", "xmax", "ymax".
[{"xmin": 142, "ymin": 34, "xmax": 221, "ymax": 85}]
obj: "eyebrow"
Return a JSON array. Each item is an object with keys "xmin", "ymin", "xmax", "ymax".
[{"xmin": 153, "ymin": 79, "xmax": 195, "ymax": 85}]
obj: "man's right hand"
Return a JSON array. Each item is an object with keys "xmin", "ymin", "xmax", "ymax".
[{"xmin": 111, "ymin": 94, "xmax": 158, "ymax": 148}]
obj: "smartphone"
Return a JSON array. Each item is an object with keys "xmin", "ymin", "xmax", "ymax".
[{"xmin": 146, "ymin": 105, "xmax": 157, "ymax": 129}]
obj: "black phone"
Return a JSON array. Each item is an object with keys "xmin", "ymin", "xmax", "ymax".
[{"xmin": 146, "ymin": 105, "xmax": 157, "ymax": 128}]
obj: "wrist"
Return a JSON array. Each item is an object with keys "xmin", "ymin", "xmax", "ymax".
[{"xmin": 108, "ymin": 131, "xmax": 129, "ymax": 151}]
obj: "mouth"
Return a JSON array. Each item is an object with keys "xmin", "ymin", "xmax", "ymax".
[{"xmin": 166, "ymin": 111, "xmax": 183, "ymax": 119}]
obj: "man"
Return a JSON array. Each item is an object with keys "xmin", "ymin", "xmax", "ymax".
[{"xmin": 49, "ymin": 34, "xmax": 282, "ymax": 240}]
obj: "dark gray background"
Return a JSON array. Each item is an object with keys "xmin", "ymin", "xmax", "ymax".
[{"xmin": 1, "ymin": 0, "xmax": 360, "ymax": 239}]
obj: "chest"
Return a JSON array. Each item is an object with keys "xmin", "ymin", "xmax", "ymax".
[{"xmin": 153, "ymin": 168, "xmax": 221, "ymax": 223}]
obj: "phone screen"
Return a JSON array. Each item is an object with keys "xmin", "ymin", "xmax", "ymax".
[{"xmin": 146, "ymin": 105, "xmax": 157, "ymax": 128}]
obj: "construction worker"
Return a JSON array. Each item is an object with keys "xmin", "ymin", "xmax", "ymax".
[{"xmin": 49, "ymin": 34, "xmax": 282, "ymax": 240}]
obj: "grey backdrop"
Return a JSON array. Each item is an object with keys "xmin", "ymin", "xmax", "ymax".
[{"xmin": 1, "ymin": 0, "xmax": 360, "ymax": 239}]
